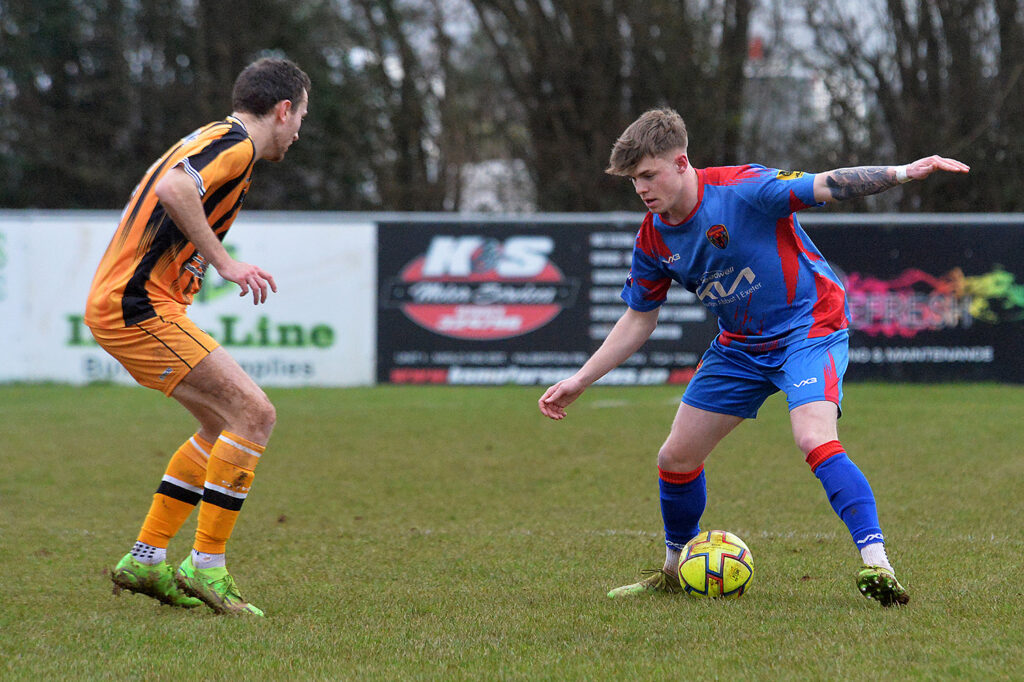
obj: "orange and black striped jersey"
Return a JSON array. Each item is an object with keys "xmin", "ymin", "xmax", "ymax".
[{"xmin": 85, "ymin": 116, "xmax": 256, "ymax": 328}]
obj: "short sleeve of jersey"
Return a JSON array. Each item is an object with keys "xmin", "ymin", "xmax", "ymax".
[
  {"xmin": 743, "ymin": 164, "xmax": 823, "ymax": 218},
  {"xmin": 620, "ymin": 216, "xmax": 674, "ymax": 311},
  {"xmin": 178, "ymin": 133, "xmax": 253, "ymax": 197}
]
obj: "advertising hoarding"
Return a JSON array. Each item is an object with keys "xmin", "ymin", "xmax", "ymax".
[
  {"xmin": 0, "ymin": 212, "xmax": 376, "ymax": 387},
  {"xmin": 378, "ymin": 219, "xmax": 718, "ymax": 385},
  {"xmin": 378, "ymin": 216, "xmax": 1024, "ymax": 384},
  {"xmin": 807, "ymin": 218, "xmax": 1024, "ymax": 382}
]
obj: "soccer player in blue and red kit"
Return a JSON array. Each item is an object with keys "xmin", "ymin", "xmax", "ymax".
[{"xmin": 538, "ymin": 108, "xmax": 969, "ymax": 606}]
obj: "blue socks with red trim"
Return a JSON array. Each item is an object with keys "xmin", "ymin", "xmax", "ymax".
[
  {"xmin": 658, "ymin": 465, "xmax": 706, "ymax": 550},
  {"xmin": 807, "ymin": 440, "xmax": 884, "ymax": 549},
  {"xmin": 658, "ymin": 442, "xmax": 889, "ymax": 568}
]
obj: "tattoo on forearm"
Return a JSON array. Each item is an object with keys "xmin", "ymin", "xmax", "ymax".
[{"xmin": 825, "ymin": 167, "xmax": 898, "ymax": 201}]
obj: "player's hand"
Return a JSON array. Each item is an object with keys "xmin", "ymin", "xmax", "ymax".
[
  {"xmin": 538, "ymin": 377, "xmax": 586, "ymax": 420},
  {"xmin": 218, "ymin": 260, "xmax": 278, "ymax": 305},
  {"xmin": 906, "ymin": 155, "xmax": 970, "ymax": 180}
]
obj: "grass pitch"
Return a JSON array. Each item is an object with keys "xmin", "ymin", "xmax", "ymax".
[{"xmin": 1, "ymin": 383, "xmax": 1021, "ymax": 680}]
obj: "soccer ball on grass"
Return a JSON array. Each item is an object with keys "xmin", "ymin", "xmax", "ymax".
[{"xmin": 678, "ymin": 530, "xmax": 753, "ymax": 598}]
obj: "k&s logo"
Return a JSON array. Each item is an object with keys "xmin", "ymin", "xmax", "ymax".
[{"xmin": 385, "ymin": 235, "xmax": 578, "ymax": 340}]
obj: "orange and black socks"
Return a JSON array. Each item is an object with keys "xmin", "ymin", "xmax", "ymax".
[
  {"xmin": 193, "ymin": 431, "xmax": 264, "ymax": 555},
  {"xmin": 134, "ymin": 434, "xmax": 213, "ymax": 560}
]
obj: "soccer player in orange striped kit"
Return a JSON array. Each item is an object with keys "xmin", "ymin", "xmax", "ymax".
[{"xmin": 86, "ymin": 57, "xmax": 310, "ymax": 616}]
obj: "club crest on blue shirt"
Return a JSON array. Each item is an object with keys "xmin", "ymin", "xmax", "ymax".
[{"xmin": 706, "ymin": 224, "xmax": 729, "ymax": 249}]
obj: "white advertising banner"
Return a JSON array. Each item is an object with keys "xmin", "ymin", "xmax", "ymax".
[{"xmin": 0, "ymin": 211, "xmax": 376, "ymax": 387}]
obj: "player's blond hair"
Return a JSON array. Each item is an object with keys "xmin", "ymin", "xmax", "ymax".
[{"xmin": 606, "ymin": 108, "xmax": 688, "ymax": 176}]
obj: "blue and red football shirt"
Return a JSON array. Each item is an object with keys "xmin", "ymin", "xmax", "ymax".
[{"xmin": 621, "ymin": 164, "xmax": 849, "ymax": 353}]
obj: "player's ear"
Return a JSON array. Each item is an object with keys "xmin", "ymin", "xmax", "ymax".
[
  {"xmin": 674, "ymin": 153, "xmax": 689, "ymax": 173},
  {"xmin": 275, "ymin": 99, "xmax": 293, "ymax": 122}
]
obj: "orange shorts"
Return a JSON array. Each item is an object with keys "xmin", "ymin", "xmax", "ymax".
[{"xmin": 89, "ymin": 315, "xmax": 220, "ymax": 396}]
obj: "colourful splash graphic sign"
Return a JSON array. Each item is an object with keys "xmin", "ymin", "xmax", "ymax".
[
  {"xmin": 805, "ymin": 218, "xmax": 1024, "ymax": 382},
  {"xmin": 845, "ymin": 266, "xmax": 1024, "ymax": 337}
]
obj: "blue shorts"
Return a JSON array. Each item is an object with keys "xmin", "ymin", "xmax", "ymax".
[{"xmin": 682, "ymin": 330, "xmax": 849, "ymax": 419}]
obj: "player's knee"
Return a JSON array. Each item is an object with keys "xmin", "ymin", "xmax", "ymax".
[
  {"xmin": 235, "ymin": 390, "xmax": 275, "ymax": 439},
  {"xmin": 795, "ymin": 432, "xmax": 836, "ymax": 458},
  {"xmin": 658, "ymin": 441, "xmax": 704, "ymax": 473},
  {"xmin": 252, "ymin": 393, "xmax": 276, "ymax": 433},
  {"xmin": 199, "ymin": 416, "xmax": 228, "ymax": 440}
]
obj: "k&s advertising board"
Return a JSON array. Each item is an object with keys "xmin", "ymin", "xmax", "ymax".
[{"xmin": 377, "ymin": 220, "xmax": 718, "ymax": 385}]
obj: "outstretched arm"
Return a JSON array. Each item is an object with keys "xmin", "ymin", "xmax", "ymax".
[
  {"xmin": 538, "ymin": 307, "xmax": 659, "ymax": 420},
  {"xmin": 813, "ymin": 155, "xmax": 970, "ymax": 204}
]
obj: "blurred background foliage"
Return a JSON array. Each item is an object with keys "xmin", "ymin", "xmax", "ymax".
[{"xmin": 0, "ymin": 0, "xmax": 1020, "ymax": 212}]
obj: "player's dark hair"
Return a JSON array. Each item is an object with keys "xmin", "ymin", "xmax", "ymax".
[
  {"xmin": 231, "ymin": 57, "xmax": 311, "ymax": 117},
  {"xmin": 606, "ymin": 108, "xmax": 688, "ymax": 176}
]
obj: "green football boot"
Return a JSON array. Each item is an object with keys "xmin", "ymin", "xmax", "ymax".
[
  {"xmin": 110, "ymin": 553, "xmax": 203, "ymax": 608},
  {"xmin": 607, "ymin": 569, "xmax": 682, "ymax": 598},
  {"xmin": 857, "ymin": 565, "xmax": 910, "ymax": 607},
  {"xmin": 175, "ymin": 555, "xmax": 264, "ymax": 617}
]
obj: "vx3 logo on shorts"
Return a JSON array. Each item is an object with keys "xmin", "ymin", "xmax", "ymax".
[
  {"xmin": 792, "ymin": 377, "xmax": 818, "ymax": 388},
  {"xmin": 697, "ymin": 267, "xmax": 755, "ymax": 301},
  {"xmin": 857, "ymin": 532, "xmax": 885, "ymax": 544}
]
